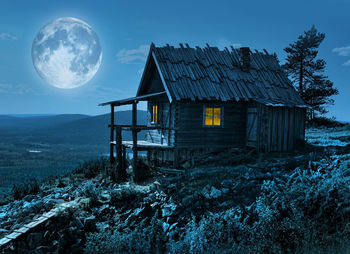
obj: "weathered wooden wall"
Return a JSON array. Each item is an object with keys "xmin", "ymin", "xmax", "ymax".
[
  {"xmin": 175, "ymin": 101, "xmax": 247, "ymax": 148},
  {"xmin": 145, "ymin": 99, "xmax": 306, "ymax": 161},
  {"xmin": 257, "ymin": 105, "xmax": 306, "ymax": 152}
]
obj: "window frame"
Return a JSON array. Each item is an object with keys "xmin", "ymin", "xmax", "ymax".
[{"xmin": 202, "ymin": 105, "xmax": 224, "ymax": 128}]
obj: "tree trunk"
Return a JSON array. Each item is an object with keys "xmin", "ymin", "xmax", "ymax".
[{"xmin": 299, "ymin": 52, "xmax": 304, "ymax": 94}]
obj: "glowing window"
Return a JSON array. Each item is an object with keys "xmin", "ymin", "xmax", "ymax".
[
  {"xmin": 152, "ymin": 105, "xmax": 158, "ymax": 123},
  {"xmin": 204, "ymin": 107, "xmax": 221, "ymax": 126}
]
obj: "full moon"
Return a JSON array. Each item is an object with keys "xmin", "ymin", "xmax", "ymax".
[{"xmin": 32, "ymin": 17, "xmax": 102, "ymax": 89}]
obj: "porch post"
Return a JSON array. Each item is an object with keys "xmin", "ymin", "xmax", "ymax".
[
  {"xmin": 132, "ymin": 102, "xmax": 138, "ymax": 170},
  {"xmin": 110, "ymin": 104, "xmax": 115, "ymax": 163},
  {"xmin": 116, "ymin": 126, "xmax": 126, "ymax": 180},
  {"xmin": 122, "ymin": 146, "xmax": 126, "ymax": 172}
]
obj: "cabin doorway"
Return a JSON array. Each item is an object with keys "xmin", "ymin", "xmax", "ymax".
[{"xmin": 246, "ymin": 107, "xmax": 258, "ymax": 148}]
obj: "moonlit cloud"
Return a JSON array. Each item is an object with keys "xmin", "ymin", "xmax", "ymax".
[
  {"xmin": 332, "ymin": 45, "xmax": 350, "ymax": 57},
  {"xmin": 89, "ymin": 85, "xmax": 123, "ymax": 95},
  {"xmin": 332, "ymin": 45, "xmax": 350, "ymax": 66},
  {"xmin": 116, "ymin": 45, "xmax": 150, "ymax": 64},
  {"xmin": 0, "ymin": 83, "xmax": 33, "ymax": 94},
  {"xmin": 217, "ymin": 38, "xmax": 241, "ymax": 50},
  {"xmin": 0, "ymin": 33, "xmax": 17, "ymax": 40},
  {"xmin": 344, "ymin": 60, "xmax": 350, "ymax": 66}
]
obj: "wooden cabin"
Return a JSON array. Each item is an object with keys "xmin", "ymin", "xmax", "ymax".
[{"xmin": 100, "ymin": 43, "xmax": 307, "ymax": 169}]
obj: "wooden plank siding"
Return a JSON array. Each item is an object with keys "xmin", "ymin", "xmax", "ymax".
[
  {"xmin": 175, "ymin": 101, "xmax": 247, "ymax": 148},
  {"xmin": 257, "ymin": 105, "xmax": 306, "ymax": 152},
  {"xmin": 145, "ymin": 100, "xmax": 305, "ymax": 153}
]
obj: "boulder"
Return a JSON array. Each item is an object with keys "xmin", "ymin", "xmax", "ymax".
[
  {"xmin": 99, "ymin": 191, "xmax": 111, "ymax": 203},
  {"xmin": 23, "ymin": 195, "xmax": 35, "ymax": 202},
  {"xmin": 62, "ymin": 194, "xmax": 69, "ymax": 201},
  {"xmin": 162, "ymin": 222, "xmax": 170, "ymax": 232},
  {"xmin": 162, "ymin": 203, "xmax": 177, "ymax": 217},
  {"xmin": 98, "ymin": 204, "xmax": 111, "ymax": 216},
  {"xmin": 84, "ymin": 215, "xmax": 97, "ymax": 232},
  {"xmin": 221, "ymin": 188, "xmax": 230, "ymax": 195},
  {"xmin": 125, "ymin": 208, "xmax": 142, "ymax": 225},
  {"xmin": 221, "ymin": 179, "xmax": 233, "ymax": 188},
  {"xmin": 74, "ymin": 218, "xmax": 84, "ymax": 229},
  {"xmin": 181, "ymin": 195, "xmax": 194, "ymax": 207},
  {"xmin": 141, "ymin": 203, "xmax": 153, "ymax": 217},
  {"xmin": 202, "ymin": 186, "xmax": 222, "ymax": 199},
  {"xmin": 78, "ymin": 198, "xmax": 91, "ymax": 209}
]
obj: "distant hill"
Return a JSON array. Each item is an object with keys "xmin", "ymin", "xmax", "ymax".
[
  {"xmin": 0, "ymin": 114, "xmax": 90, "ymax": 130},
  {"xmin": 27, "ymin": 110, "xmax": 147, "ymax": 145},
  {"xmin": 7, "ymin": 114, "xmax": 56, "ymax": 118},
  {"xmin": 0, "ymin": 111, "xmax": 147, "ymax": 146}
]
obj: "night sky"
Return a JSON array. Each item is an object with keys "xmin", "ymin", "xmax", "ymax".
[{"xmin": 0, "ymin": 0, "xmax": 349, "ymax": 120}]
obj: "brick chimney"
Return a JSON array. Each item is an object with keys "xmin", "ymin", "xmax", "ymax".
[{"xmin": 239, "ymin": 47, "xmax": 251, "ymax": 71}]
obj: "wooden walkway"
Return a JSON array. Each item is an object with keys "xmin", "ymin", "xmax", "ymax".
[{"xmin": 0, "ymin": 199, "xmax": 79, "ymax": 249}]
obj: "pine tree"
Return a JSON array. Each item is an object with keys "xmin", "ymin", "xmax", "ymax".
[{"xmin": 282, "ymin": 25, "xmax": 338, "ymax": 120}]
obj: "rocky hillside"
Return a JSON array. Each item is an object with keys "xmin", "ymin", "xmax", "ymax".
[{"xmin": 1, "ymin": 126, "xmax": 350, "ymax": 253}]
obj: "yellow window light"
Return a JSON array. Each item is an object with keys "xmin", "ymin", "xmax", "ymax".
[
  {"xmin": 205, "ymin": 107, "xmax": 213, "ymax": 117},
  {"xmin": 152, "ymin": 105, "xmax": 158, "ymax": 123},
  {"xmin": 205, "ymin": 116, "xmax": 213, "ymax": 125},
  {"xmin": 213, "ymin": 107, "xmax": 220, "ymax": 117},
  {"xmin": 204, "ymin": 107, "xmax": 221, "ymax": 126}
]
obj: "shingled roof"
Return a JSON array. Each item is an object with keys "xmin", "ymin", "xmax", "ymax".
[{"xmin": 137, "ymin": 43, "xmax": 306, "ymax": 107}]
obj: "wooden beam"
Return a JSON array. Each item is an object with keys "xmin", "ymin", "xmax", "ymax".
[
  {"xmin": 116, "ymin": 126, "xmax": 126, "ymax": 180},
  {"xmin": 110, "ymin": 105, "xmax": 115, "ymax": 163},
  {"xmin": 132, "ymin": 102, "xmax": 138, "ymax": 170},
  {"xmin": 152, "ymin": 52, "xmax": 173, "ymax": 103},
  {"xmin": 173, "ymin": 148, "xmax": 179, "ymax": 168},
  {"xmin": 168, "ymin": 103, "xmax": 172, "ymax": 146},
  {"xmin": 122, "ymin": 146, "xmax": 126, "ymax": 173},
  {"xmin": 108, "ymin": 124, "xmax": 175, "ymax": 131},
  {"xmin": 99, "ymin": 91, "xmax": 167, "ymax": 106}
]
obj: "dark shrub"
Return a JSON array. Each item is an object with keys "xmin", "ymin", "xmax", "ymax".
[
  {"xmin": 80, "ymin": 182, "xmax": 100, "ymax": 207},
  {"xmin": 73, "ymin": 157, "xmax": 108, "ymax": 178},
  {"xmin": 11, "ymin": 178, "xmax": 40, "ymax": 200},
  {"xmin": 110, "ymin": 187, "xmax": 139, "ymax": 208},
  {"xmin": 107, "ymin": 162, "xmax": 128, "ymax": 183},
  {"xmin": 57, "ymin": 177, "xmax": 66, "ymax": 188},
  {"xmin": 308, "ymin": 117, "xmax": 345, "ymax": 128},
  {"xmin": 133, "ymin": 157, "xmax": 151, "ymax": 183},
  {"xmin": 85, "ymin": 215, "xmax": 166, "ymax": 254}
]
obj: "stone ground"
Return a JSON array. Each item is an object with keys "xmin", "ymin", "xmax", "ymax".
[{"xmin": 0, "ymin": 126, "xmax": 349, "ymax": 253}]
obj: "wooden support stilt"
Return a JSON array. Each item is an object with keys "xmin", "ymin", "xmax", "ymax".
[
  {"xmin": 122, "ymin": 146, "xmax": 126, "ymax": 171},
  {"xmin": 110, "ymin": 104, "xmax": 115, "ymax": 163},
  {"xmin": 147, "ymin": 150, "xmax": 151, "ymax": 166},
  {"xmin": 115, "ymin": 126, "xmax": 126, "ymax": 179},
  {"xmin": 132, "ymin": 102, "xmax": 138, "ymax": 170},
  {"xmin": 173, "ymin": 148, "xmax": 179, "ymax": 168}
]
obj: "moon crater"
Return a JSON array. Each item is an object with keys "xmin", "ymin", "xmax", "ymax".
[{"xmin": 32, "ymin": 17, "xmax": 102, "ymax": 89}]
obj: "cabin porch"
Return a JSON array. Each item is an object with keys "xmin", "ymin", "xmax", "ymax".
[{"xmin": 99, "ymin": 91, "xmax": 176, "ymax": 178}]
